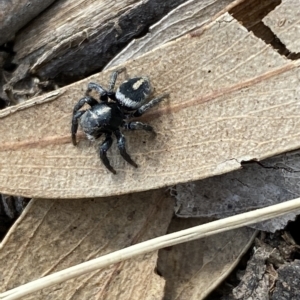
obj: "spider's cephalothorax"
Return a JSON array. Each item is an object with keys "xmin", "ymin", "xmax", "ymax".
[{"xmin": 71, "ymin": 68, "xmax": 168, "ymax": 174}]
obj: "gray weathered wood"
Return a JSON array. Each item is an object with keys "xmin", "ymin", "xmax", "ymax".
[{"xmin": 0, "ymin": 0, "xmax": 56, "ymax": 45}]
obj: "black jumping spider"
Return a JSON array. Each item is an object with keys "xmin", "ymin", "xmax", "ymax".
[{"xmin": 71, "ymin": 68, "xmax": 168, "ymax": 174}]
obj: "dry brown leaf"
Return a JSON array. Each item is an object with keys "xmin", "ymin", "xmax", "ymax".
[
  {"xmin": 0, "ymin": 189, "xmax": 173, "ymax": 299},
  {"xmin": 263, "ymin": 0, "xmax": 300, "ymax": 53},
  {"xmin": 3, "ymin": 197, "xmax": 300, "ymax": 299},
  {"xmin": 0, "ymin": 13, "xmax": 300, "ymax": 199},
  {"xmin": 157, "ymin": 218, "xmax": 257, "ymax": 300}
]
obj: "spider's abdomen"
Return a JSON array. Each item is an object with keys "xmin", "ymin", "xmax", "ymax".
[
  {"xmin": 115, "ymin": 77, "xmax": 152, "ymax": 110},
  {"xmin": 80, "ymin": 103, "xmax": 123, "ymax": 138}
]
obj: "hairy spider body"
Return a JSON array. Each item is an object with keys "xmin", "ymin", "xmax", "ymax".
[
  {"xmin": 115, "ymin": 77, "xmax": 152, "ymax": 110},
  {"xmin": 71, "ymin": 68, "xmax": 168, "ymax": 174},
  {"xmin": 80, "ymin": 102, "xmax": 124, "ymax": 140}
]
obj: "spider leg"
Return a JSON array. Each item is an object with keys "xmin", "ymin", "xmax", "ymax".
[
  {"xmin": 86, "ymin": 83, "xmax": 109, "ymax": 101},
  {"xmin": 72, "ymin": 96, "xmax": 98, "ymax": 146},
  {"xmin": 108, "ymin": 68, "xmax": 126, "ymax": 92},
  {"xmin": 99, "ymin": 133, "xmax": 116, "ymax": 174},
  {"xmin": 132, "ymin": 93, "xmax": 169, "ymax": 117},
  {"xmin": 73, "ymin": 96, "xmax": 98, "ymax": 113},
  {"xmin": 71, "ymin": 110, "xmax": 86, "ymax": 145},
  {"xmin": 123, "ymin": 121, "xmax": 154, "ymax": 132},
  {"xmin": 114, "ymin": 130, "xmax": 138, "ymax": 168}
]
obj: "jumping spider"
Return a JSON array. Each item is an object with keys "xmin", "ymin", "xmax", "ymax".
[{"xmin": 71, "ymin": 68, "xmax": 168, "ymax": 174}]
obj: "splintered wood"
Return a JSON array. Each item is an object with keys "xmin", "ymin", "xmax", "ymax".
[{"xmin": 0, "ymin": 13, "xmax": 299, "ymax": 198}]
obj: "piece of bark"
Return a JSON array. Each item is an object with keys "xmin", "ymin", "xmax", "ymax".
[
  {"xmin": 157, "ymin": 218, "xmax": 257, "ymax": 300},
  {"xmin": 271, "ymin": 260, "xmax": 300, "ymax": 300},
  {"xmin": 175, "ymin": 150, "xmax": 300, "ymax": 232},
  {"xmin": 0, "ymin": 0, "xmax": 56, "ymax": 45},
  {"xmin": 9, "ymin": 0, "xmax": 188, "ymax": 85},
  {"xmin": 0, "ymin": 189, "xmax": 173, "ymax": 299},
  {"xmin": 263, "ymin": 0, "xmax": 300, "ymax": 54},
  {"xmin": 0, "ymin": 13, "xmax": 300, "ymax": 199},
  {"xmin": 232, "ymin": 247, "xmax": 271, "ymax": 299}
]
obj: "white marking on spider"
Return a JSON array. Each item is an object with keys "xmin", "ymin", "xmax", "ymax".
[
  {"xmin": 86, "ymin": 134, "xmax": 95, "ymax": 141},
  {"xmin": 132, "ymin": 78, "xmax": 146, "ymax": 90},
  {"xmin": 116, "ymin": 90, "xmax": 142, "ymax": 109}
]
